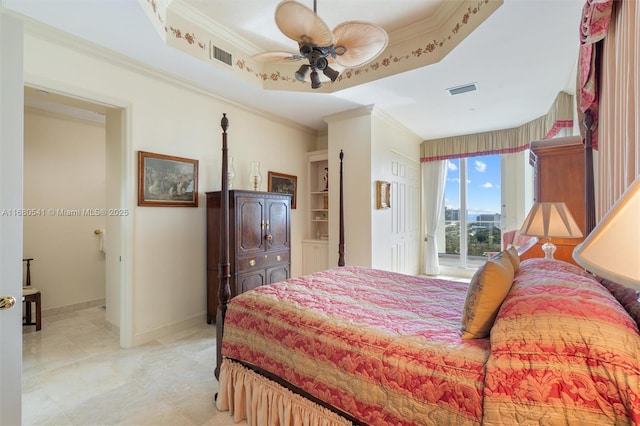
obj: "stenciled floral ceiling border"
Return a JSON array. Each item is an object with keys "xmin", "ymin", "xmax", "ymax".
[{"xmin": 139, "ymin": 0, "xmax": 501, "ymax": 93}]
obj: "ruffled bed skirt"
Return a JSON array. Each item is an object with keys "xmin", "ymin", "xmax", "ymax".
[{"xmin": 216, "ymin": 359, "xmax": 352, "ymax": 426}]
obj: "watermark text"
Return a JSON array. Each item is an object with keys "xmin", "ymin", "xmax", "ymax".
[{"xmin": 2, "ymin": 208, "xmax": 129, "ymax": 217}]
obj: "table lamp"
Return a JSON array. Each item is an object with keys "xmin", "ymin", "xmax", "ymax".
[
  {"xmin": 573, "ymin": 177, "xmax": 640, "ymax": 292},
  {"xmin": 519, "ymin": 202, "xmax": 583, "ymax": 259}
]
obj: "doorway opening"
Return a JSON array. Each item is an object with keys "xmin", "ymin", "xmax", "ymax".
[{"xmin": 22, "ymin": 85, "xmax": 130, "ymax": 345}]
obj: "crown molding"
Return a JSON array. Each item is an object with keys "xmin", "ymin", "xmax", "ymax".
[
  {"xmin": 323, "ymin": 105, "xmax": 375, "ymax": 124},
  {"xmin": 154, "ymin": 0, "xmax": 501, "ymax": 93},
  {"xmin": 170, "ymin": 1, "xmax": 264, "ymax": 56},
  {"xmin": 390, "ymin": 0, "xmax": 465, "ymax": 45},
  {"xmin": 371, "ymin": 107, "xmax": 422, "ymax": 142},
  {"xmin": 19, "ymin": 16, "xmax": 317, "ymax": 136}
]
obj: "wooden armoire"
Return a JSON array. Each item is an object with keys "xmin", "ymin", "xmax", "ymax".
[
  {"xmin": 520, "ymin": 136, "xmax": 586, "ymax": 265},
  {"xmin": 206, "ymin": 190, "xmax": 291, "ymax": 324}
]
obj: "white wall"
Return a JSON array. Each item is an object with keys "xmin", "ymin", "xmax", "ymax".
[
  {"xmin": 23, "ymin": 108, "xmax": 106, "ymax": 310},
  {"xmin": 22, "ymin": 23, "xmax": 316, "ymax": 344},
  {"xmin": 371, "ymin": 110, "xmax": 422, "ymax": 274},
  {"xmin": 326, "ymin": 108, "xmax": 373, "ymax": 268},
  {"xmin": 325, "ymin": 106, "xmax": 422, "ymax": 272}
]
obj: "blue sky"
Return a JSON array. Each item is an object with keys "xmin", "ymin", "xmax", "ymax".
[{"xmin": 444, "ymin": 154, "xmax": 501, "ymax": 216}]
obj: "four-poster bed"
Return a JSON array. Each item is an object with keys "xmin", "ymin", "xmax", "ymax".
[{"xmin": 213, "ymin": 114, "xmax": 640, "ymax": 425}]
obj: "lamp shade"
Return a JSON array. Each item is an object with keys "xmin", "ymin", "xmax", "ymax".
[
  {"xmin": 519, "ymin": 202, "xmax": 584, "ymax": 239},
  {"xmin": 573, "ymin": 177, "xmax": 640, "ymax": 290}
]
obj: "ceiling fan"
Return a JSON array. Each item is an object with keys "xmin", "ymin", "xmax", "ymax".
[{"xmin": 257, "ymin": 0, "xmax": 389, "ymax": 89}]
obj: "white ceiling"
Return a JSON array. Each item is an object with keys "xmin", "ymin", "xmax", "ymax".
[{"xmin": 5, "ymin": 0, "xmax": 584, "ymax": 140}]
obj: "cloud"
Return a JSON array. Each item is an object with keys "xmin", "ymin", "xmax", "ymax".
[
  {"xmin": 448, "ymin": 177, "xmax": 460, "ymax": 183},
  {"xmin": 447, "ymin": 161, "xmax": 458, "ymax": 171},
  {"xmin": 474, "ymin": 160, "xmax": 487, "ymax": 173},
  {"xmin": 482, "ymin": 182, "xmax": 493, "ymax": 188}
]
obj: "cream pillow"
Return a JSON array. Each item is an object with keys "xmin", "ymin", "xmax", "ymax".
[{"xmin": 460, "ymin": 255, "xmax": 515, "ymax": 339}]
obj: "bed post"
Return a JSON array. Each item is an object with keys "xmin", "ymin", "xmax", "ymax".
[
  {"xmin": 215, "ymin": 113, "xmax": 231, "ymax": 380},
  {"xmin": 338, "ymin": 150, "xmax": 345, "ymax": 266},
  {"xmin": 583, "ymin": 110, "xmax": 596, "ymax": 236}
]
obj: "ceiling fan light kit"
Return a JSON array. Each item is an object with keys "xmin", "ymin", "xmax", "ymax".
[{"xmin": 261, "ymin": 0, "xmax": 389, "ymax": 89}]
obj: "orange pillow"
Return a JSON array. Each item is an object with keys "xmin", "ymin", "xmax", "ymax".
[{"xmin": 460, "ymin": 254, "xmax": 515, "ymax": 339}]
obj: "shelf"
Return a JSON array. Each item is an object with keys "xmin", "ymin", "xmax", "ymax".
[{"xmin": 306, "ymin": 149, "xmax": 330, "ymax": 273}]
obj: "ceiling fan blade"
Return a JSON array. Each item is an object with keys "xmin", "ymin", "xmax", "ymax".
[
  {"xmin": 332, "ymin": 21, "xmax": 388, "ymax": 68},
  {"xmin": 254, "ymin": 51, "xmax": 304, "ymax": 63},
  {"xmin": 275, "ymin": 0, "xmax": 334, "ymax": 47}
]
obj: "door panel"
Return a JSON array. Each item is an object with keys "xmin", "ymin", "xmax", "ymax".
[
  {"xmin": 1, "ymin": 13, "xmax": 24, "ymax": 424},
  {"xmin": 388, "ymin": 156, "xmax": 420, "ymax": 275}
]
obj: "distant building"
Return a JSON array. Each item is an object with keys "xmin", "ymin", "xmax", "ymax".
[
  {"xmin": 445, "ymin": 208, "xmax": 459, "ymax": 221},
  {"xmin": 474, "ymin": 214, "xmax": 501, "ymax": 230}
]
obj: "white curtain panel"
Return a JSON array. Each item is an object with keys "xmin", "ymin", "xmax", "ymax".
[{"xmin": 422, "ymin": 160, "xmax": 448, "ymax": 276}]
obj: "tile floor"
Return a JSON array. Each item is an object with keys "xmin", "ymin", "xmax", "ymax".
[{"xmin": 22, "ymin": 306, "xmax": 244, "ymax": 426}]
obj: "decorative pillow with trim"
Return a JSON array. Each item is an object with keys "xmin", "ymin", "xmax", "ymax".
[{"xmin": 460, "ymin": 254, "xmax": 515, "ymax": 339}]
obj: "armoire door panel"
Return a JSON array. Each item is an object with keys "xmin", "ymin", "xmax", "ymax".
[
  {"xmin": 237, "ymin": 271, "xmax": 265, "ymax": 294},
  {"xmin": 236, "ymin": 197, "xmax": 265, "ymax": 254},
  {"xmin": 267, "ymin": 264, "xmax": 289, "ymax": 284},
  {"xmin": 266, "ymin": 198, "xmax": 290, "ymax": 251}
]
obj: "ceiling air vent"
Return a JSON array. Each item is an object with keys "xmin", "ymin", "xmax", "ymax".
[
  {"xmin": 212, "ymin": 45, "xmax": 232, "ymax": 66},
  {"xmin": 447, "ymin": 83, "xmax": 478, "ymax": 96}
]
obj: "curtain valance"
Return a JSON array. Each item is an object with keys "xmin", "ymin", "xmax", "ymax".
[{"xmin": 420, "ymin": 91, "xmax": 573, "ymax": 162}]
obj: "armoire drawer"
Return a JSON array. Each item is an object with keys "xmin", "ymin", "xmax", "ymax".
[
  {"xmin": 266, "ymin": 251, "xmax": 289, "ymax": 265},
  {"xmin": 237, "ymin": 255, "xmax": 266, "ymax": 272}
]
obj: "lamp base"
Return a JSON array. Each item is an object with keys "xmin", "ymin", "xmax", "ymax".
[{"xmin": 542, "ymin": 241, "xmax": 557, "ymax": 259}]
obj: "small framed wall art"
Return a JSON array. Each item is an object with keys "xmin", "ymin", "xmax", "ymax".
[
  {"xmin": 138, "ymin": 151, "xmax": 198, "ymax": 207},
  {"xmin": 376, "ymin": 180, "xmax": 391, "ymax": 209},
  {"xmin": 268, "ymin": 171, "xmax": 297, "ymax": 209}
]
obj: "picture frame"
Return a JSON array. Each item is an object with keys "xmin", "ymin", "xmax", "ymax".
[
  {"xmin": 268, "ymin": 171, "xmax": 297, "ymax": 209},
  {"xmin": 138, "ymin": 151, "xmax": 198, "ymax": 207},
  {"xmin": 376, "ymin": 180, "xmax": 391, "ymax": 209}
]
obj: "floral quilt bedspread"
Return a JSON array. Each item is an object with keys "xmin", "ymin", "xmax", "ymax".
[
  {"xmin": 483, "ymin": 259, "xmax": 640, "ymax": 425},
  {"xmin": 221, "ymin": 266, "xmax": 490, "ymax": 425}
]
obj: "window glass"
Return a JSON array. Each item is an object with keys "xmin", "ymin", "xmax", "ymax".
[{"xmin": 441, "ymin": 155, "xmax": 501, "ymax": 268}]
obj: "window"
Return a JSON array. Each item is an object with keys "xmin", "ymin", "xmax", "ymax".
[{"xmin": 440, "ymin": 154, "xmax": 502, "ymax": 268}]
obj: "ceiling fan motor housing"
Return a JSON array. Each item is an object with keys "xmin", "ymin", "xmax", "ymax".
[
  {"xmin": 297, "ymin": 43, "xmax": 336, "ymax": 88},
  {"xmin": 300, "ymin": 43, "xmax": 330, "ymax": 71}
]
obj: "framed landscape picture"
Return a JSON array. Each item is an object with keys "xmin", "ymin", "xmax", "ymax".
[
  {"xmin": 138, "ymin": 151, "xmax": 198, "ymax": 207},
  {"xmin": 268, "ymin": 171, "xmax": 297, "ymax": 209}
]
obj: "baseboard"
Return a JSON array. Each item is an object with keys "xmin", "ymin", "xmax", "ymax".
[
  {"xmin": 132, "ymin": 313, "xmax": 207, "ymax": 346},
  {"xmin": 42, "ymin": 298, "xmax": 106, "ymax": 317},
  {"xmin": 105, "ymin": 320, "xmax": 120, "ymax": 337}
]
